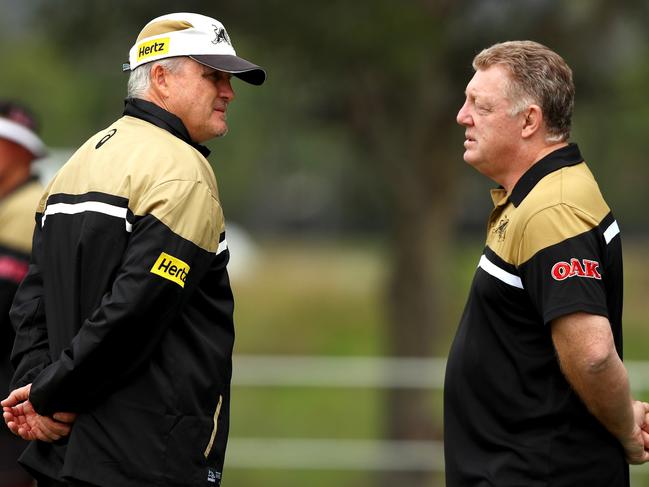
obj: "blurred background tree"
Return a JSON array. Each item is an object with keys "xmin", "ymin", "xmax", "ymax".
[{"xmin": 2, "ymin": 0, "xmax": 649, "ymax": 486}]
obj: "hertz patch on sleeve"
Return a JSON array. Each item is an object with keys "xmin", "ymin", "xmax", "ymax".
[{"xmin": 150, "ymin": 252, "xmax": 190, "ymax": 288}]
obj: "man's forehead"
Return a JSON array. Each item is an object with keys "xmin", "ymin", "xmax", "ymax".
[{"xmin": 465, "ymin": 66, "xmax": 509, "ymax": 97}]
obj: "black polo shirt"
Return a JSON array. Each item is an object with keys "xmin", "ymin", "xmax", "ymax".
[{"xmin": 444, "ymin": 144, "xmax": 628, "ymax": 486}]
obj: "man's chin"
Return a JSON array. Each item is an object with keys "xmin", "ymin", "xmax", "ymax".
[
  {"xmin": 198, "ymin": 126, "xmax": 229, "ymax": 142},
  {"xmin": 214, "ymin": 127, "xmax": 229, "ymax": 138},
  {"xmin": 213, "ymin": 121, "xmax": 229, "ymax": 138},
  {"xmin": 463, "ymin": 152, "xmax": 477, "ymax": 165}
]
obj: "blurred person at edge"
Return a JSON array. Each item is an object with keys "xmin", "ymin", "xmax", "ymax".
[
  {"xmin": 444, "ymin": 40, "xmax": 649, "ymax": 486},
  {"xmin": 0, "ymin": 101, "xmax": 46, "ymax": 487},
  {"xmin": 2, "ymin": 12, "xmax": 265, "ymax": 487}
]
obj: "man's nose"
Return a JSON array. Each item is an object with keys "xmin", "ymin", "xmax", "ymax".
[
  {"xmin": 219, "ymin": 79, "xmax": 235, "ymax": 102},
  {"xmin": 456, "ymin": 101, "xmax": 471, "ymax": 126}
]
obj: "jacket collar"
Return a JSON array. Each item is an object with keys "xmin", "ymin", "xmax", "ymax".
[
  {"xmin": 509, "ymin": 143, "xmax": 583, "ymax": 207},
  {"xmin": 123, "ymin": 98, "xmax": 211, "ymax": 158}
]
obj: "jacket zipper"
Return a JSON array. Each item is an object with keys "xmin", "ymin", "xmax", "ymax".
[{"xmin": 204, "ymin": 395, "xmax": 223, "ymax": 459}]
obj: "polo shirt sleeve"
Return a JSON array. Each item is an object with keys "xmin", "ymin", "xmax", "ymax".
[{"xmin": 517, "ymin": 203, "xmax": 611, "ymax": 325}]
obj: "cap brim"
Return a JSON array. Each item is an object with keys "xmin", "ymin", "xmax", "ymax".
[{"xmin": 190, "ymin": 55, "xmax": 266, "ymax": 86}]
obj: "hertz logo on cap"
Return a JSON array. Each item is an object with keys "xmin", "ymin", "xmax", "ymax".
[
  {"xmin": 137, "ymin": 37, "xmax": 170, "ymax": 61},
  {"xmin": 151, "ymin": 252, "xmax": 189, "ymax": 288}
]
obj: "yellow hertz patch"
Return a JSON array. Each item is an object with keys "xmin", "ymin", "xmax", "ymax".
[
  {"xmin": 150, "ymin": 252, "xmax": 190, "ymax": 288},
  {"xmin": 137, "ymin": 37, "xmax": 170, "ymax": 61}
]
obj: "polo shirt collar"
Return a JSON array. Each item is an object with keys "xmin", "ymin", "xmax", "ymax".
[
  {"xmin": 508, "ymin": 143, "xmax": 583, "ymax": 207},
  {"xmin": 123, "ymin": 98, "xmax": 211, "ymax": 158}
]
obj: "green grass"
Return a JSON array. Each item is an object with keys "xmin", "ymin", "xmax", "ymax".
[
  {"xmin": 225, "ymin": 469, "xmax": 375, "ymax": 487},
  {"xmin": 231, "ymin": 386, "xmax": 382, "ymax": 439},
  {"xmin": 231, "ymin": 238, "xmax": 387, "ymax": 356},
  {"xmin": 618, "ymin": 239, "xmax": 649, "ymax": 360}
]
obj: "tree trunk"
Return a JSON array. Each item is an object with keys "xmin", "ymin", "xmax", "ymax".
[{"xmin": 379, "ymin": 164, "xmax": 452, "ymax": 487}]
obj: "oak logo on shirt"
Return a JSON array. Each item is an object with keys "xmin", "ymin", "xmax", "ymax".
[
  {"xmin": 150, "ymin": 252, "xmax": 189, "ymax": 288},
  {"xmin": 551, "ymin": 258, "xmax": 601, "ymax": 281}
]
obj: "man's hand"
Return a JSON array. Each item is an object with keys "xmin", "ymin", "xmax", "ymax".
[
  {"xmin": 621, "ymin": 400, "xmax": 649, "ymax": 465},
  {"xmin": 2, "ymin": 384, "xmax": 77, "ymax": 442}
]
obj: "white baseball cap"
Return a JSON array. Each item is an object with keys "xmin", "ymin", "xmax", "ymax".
[
  {"xmin": 0, "ymin": 100, "xmax": 47, "ymax": 158},
  {"xmin": 124, "ymin": 12, "xmax": 266, "ymax": 85}
]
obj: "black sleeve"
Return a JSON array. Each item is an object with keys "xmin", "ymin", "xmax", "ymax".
[
  {"xmin": 0, "ymin": 280, "xmax": 19, "ymax": 358},
  {"xmin": 0, "ymin": 244, "xmax": 31, "ymax": 393},
  {"xmin": 0, "ymin": 279, "xmax": 19, "ymax": 395},
  {"xmin": 519, "ymin": 208, "xmax": 610, "ymax": 325},
  {"xmin": 10, "ymin": 220, "xmax": 51, "ymax": 390}
]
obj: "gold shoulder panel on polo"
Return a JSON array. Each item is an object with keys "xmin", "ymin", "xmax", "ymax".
[
  {"xmin": 517, "ymin": 162, "xmax": 610, "ymax": 265},
  {"xmin": 0, "ymin": 179, "xmax": 43, "ymax": 253},
  {"xmin": 41, "ymin": 116, "xmax": 223, "ymax": 252},
  {"xmin": 487, "ymin": 162, "xmax": 610, "ymax": 266}
]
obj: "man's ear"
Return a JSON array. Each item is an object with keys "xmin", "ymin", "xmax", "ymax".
[
  {"xmin": 521, "ymin": 104, "xmax": 543, "ymax": 139},
  {"xmin": 149, "ymin": 63, "xmax": 171, "ymax": 99}
]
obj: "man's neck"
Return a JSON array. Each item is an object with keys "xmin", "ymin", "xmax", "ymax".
[{"xmin": 500, "ymin": 141, "xmax": 568, "ymax": 194}]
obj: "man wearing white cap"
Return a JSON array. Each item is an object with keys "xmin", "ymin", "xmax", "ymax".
[
  {"xmin": 2, "ymin": 13, "xmax": 265, "ymax": 487},
  {"xmin": 0, "ymin": 100, "xmax": 45, "ymax": 487}
]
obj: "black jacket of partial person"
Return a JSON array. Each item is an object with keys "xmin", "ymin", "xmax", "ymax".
[{"xmin": 0, "ymin": 177, "xmax": 43, "ymax": 486}]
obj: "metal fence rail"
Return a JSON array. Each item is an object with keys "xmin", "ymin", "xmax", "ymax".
[
  {"xmin": 233, "ymin": 354, "xmax": 649, "ymax": 390},
  {"xmin": 233, "ymin": 355, "xmax": 448, "ymax": 389},
  {"xmin": 228, "ymin": 355, "xmax": 649, "ymax": 476}
]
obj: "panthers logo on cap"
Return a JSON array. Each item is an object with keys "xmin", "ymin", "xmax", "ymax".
[{"xmin": 212, "ymin": 25, "xmax": 231, "ymax": 46}]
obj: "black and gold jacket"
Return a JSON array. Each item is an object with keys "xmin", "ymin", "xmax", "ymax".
[{"xmin": 11, "ymin": 99, "xmax": 234, "ymax": 487}]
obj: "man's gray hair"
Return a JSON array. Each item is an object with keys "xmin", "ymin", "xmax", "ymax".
[
  {"xmin": 127, "ymin": 57, "xmax": 188, "ymax": 99},
  {"xmin": 473, "ymin": 41, "xmax": 575, "ymax": 142}
]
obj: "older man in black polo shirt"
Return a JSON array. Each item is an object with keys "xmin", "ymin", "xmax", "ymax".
[{"xmin": 445, "ymin": 40, "xmax": 649, "ymax": 486}]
